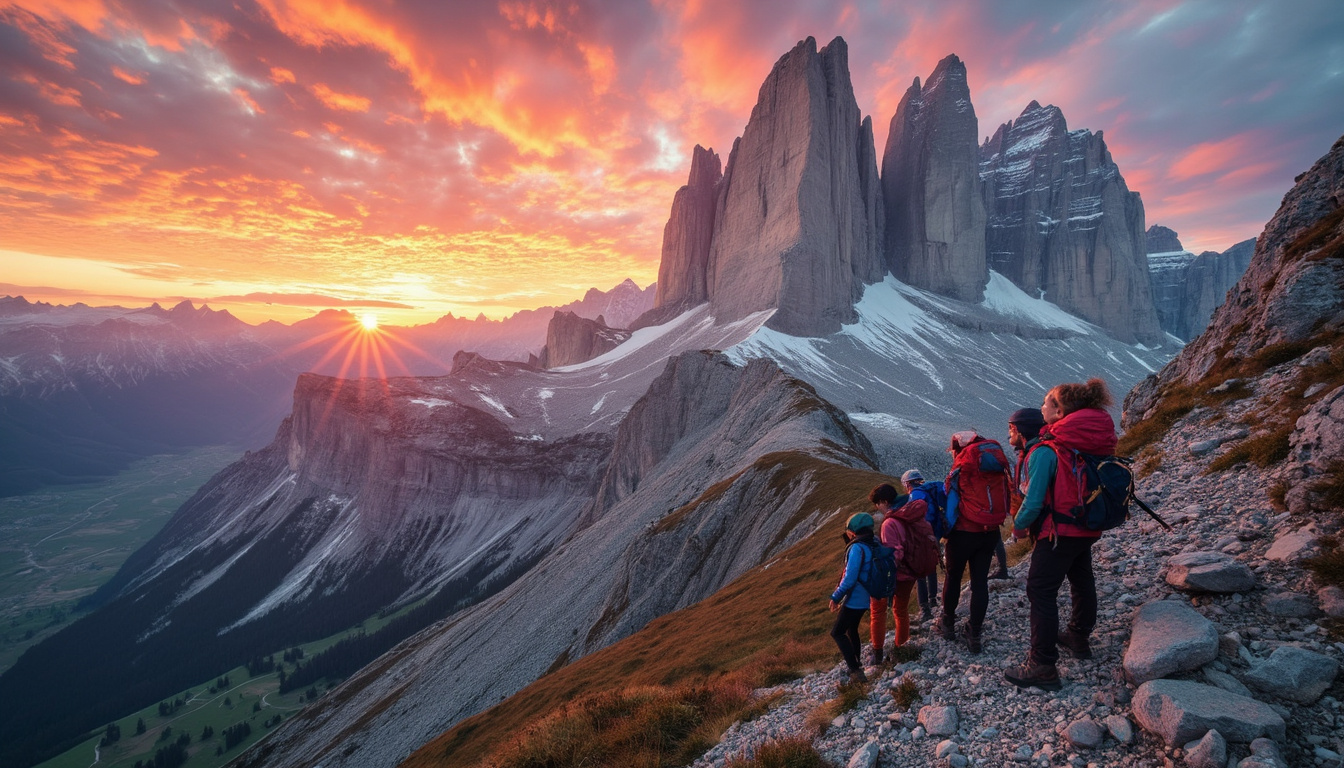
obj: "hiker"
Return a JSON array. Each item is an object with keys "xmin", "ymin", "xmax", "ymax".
[
  {"xmin": 1003, "ymin": 407, "xmax": 1047, "ymax": 548},
  {"xmin": 940, "ymin": 430, "xmax": 1012, "ymax": 654},
  {"xmin": 1004, "ymin": 379, "xmax": 1114, "ymax": 692},
  {"xmin": 901, "ymin": 470, "xmax": 941, "ymax": 621},
  {"xmin": 829, "ymin": 513, "xmax": 877, "ymax": 682},
  {"xmin": 868, "ymin": 483, "xmax": 934, "ymax": 661}
]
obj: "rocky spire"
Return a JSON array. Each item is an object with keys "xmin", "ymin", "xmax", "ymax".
[
  {"xmin": 706, "ymin": 36, "xmax": 885, "ymax": 337},
  {"xmin": 880, "ymin": 54, "xmax": 987, "ymax": 302},
  {"xmin": 654, "ymin": 145, "xmax": 721, "ymax": 312},
  {"xmin": 979, "ymin": 101, "xmax": 1164, "ymax": 345}
]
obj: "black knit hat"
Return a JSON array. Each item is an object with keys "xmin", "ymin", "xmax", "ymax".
[{"xmin": 1008, "ymin": 408, "xmax": 1045, "ymax": 428}]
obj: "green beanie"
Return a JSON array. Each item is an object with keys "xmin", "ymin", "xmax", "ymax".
[{"xmin": 847, "ymin": 512, "xmax": 874, "ymax": 532}]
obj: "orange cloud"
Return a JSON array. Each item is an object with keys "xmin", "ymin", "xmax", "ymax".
[
  {"xmin": 312, "ymin": 83, "xmax": 372, "ymax": 112},
  {"xmin": 1169, "ymin": 133, "xmax": 1262, "ymax": 181}
]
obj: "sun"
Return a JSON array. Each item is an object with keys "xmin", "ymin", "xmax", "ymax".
[{"xmin": 359, "ymin": 313, "xmax": 379, "ymax": 331}]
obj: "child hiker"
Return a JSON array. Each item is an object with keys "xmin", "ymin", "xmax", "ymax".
[
  {"xmin": 869, "ymin": 483, "xmax": 932, "ymax": 661},
  {"xmin": 829, "ymin": 512, "xmax": 877, "ymax": 683}
]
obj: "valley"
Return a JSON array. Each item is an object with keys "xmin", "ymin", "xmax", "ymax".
[{"xmin": 0, "ymin": 447, "xmax": 241, "ymax": 673}]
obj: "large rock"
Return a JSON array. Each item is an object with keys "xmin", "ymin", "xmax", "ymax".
[
  {"xmin": 1185, "ymin": 729, "xmax": 1228, "ymax": 768},
  {"xmin": 654, "ymin": 145, "xmax": 721, "ymax": 313},
  {"xmin": 1165, "ymin": 551, "xmax": 1256, "ymax": 593},
  {"xmin": 979, "ymin": 101, "xmax": 1163, "ymax": 345},
  {"xmin": 707, "ymin": 36, "xmax": 884, "ymax": 336},
  {"xmin": 917, "ymin": 705, "xmax": 958, "ymax": 737},
  {"xmin": 1291, "ymin": 384, "xmax": 1344, "ymax": 472},
  {"xmin": 1131, "ymin": 679, "xmax": 1286, "ymax": 747},
  {"xmin": 881, "ymin": 53, "xmax": 987, "ymax": 302},
  {"xmin": 1261, "ymin": 591, "xmax": 1316, "ymax": 618},
  {"xmin": 537, "ymin": 311, "xmax": 631, "ymax": 368},
  {"xmin": 1244, "ymin": 645, "xmax": 1340, "ymax": 704},
  {"xmin": 1123, "ymin": 600, "xmax": 1219, "ymax": 683},
  {"xmin": 1264, "ymin": 527, "xmax": 1320, "ymax": 562}
]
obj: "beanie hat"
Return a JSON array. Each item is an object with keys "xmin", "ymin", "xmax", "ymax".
[
  {"xmin": 900, "ymin": 469, "xmax": 923, "ymax": 485},
  {"xmin": 1008, "ymin": 408, "xmax": 1046, "ymax": 428},
  {"xmin": 846, "ymin": 512, "xmax": 874, "ymax": 532}
]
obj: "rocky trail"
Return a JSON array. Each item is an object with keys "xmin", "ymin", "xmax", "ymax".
[{"xmin": 690, "ymin": 387, "xmax": 1344, "ymax": 768}]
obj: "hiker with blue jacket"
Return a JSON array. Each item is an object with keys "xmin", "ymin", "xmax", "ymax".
[
  {"xmin": 829, "ymin": 513, "xmax": 877, "ymax": 683},
  {"xmin": 1004, "ymin": 379, "xmax": 1115, "ymax": 692}
]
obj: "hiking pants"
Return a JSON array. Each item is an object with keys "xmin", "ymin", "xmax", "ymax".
[
  {"xmin": 869, "ymin": 579, "xmax": 916, "ymax": 650},
  {"xmin": 1026, "ymin": 535, "xmax": 1098, "ymax": 666},
  {"xmin": 942, "ymin": 530, "xmax": 999, "ymax": 634},
  {"xmin": 830, "ymin": 606, "xmax": 867, "ymax": 671},
  {"xmin": 916, "ymin": 572, "xmax": 938, "ymax": 609},
  {"xmin": 994, "ymin": 537, "xmax": 1008, "ymax": 572}
]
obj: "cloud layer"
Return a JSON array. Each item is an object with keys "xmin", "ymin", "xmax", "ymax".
[{"xmin": 2, "ymin": 0, "xmax": 1341, "ymax": 322}]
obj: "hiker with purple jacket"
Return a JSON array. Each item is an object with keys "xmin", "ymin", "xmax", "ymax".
[{"xmin": 869, "ymin": 483, "xmax": 931, "ymax": 662}]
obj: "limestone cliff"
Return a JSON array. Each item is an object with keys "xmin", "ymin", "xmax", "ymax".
[
  {"xmin": 881, "ymin": 54, "xmax": 987, "ymax": 302},
  {"xmin": 706, "ymin": 36, "xmax": 884, "ymax": 336},
  {"xmin": 980, "ymin": 101, "xmax": 1164, "ymax": 344},
  {"xmin": 655, "ymin": 145, "xmax": 721, "ymax": 313},
  {"xmin": 537, "ymin": 311, "xmax": 631, "ymax": 368}
]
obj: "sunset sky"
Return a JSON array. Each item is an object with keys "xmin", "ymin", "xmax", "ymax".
[{"xmin": 1, "ymin": 0, "xmax": 1341, "ymax": 325}]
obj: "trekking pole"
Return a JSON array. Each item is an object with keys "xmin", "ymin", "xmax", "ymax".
[{"xmin": 1131, "ymin": 495, "xmax": 1173, "ymax": 531}]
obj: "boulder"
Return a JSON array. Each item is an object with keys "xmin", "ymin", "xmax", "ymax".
[
  {"xmin": 917, "ymin": 705, "xmax": 958, "ymax": 737},
  {"xmin": 1242, "ymin": 737, "xmax": 1288, "ymax": 768},
  {"xmin": 1184, "ymin": 729, "xmax": 1227, "ymax": 768},
  {"xmin": 847, "ymin": 740, "xmax": 879, "ymax": 768},
  {"xmin": 1202, "ymin": 668, "xmax": 1253, "ymax": 698},
  {"xmin": 1103, "ymin": 714, "xmax": 1134, "ymax": 745},
  {"xmin": 1319, "ymin": 586, "xmax": 1344, "ymax": 618},
  {"xmin": 1063, "ymin": 718, "xmax": 1104, "ymax": 750},
  {"xmin": 1290, "ymin": 384, "xmax": 1344, "ymax": 472},
  {"xmin": 1261, "ymin": 591, "xmax": 1316, "ymax": 618},
  {"xmin": 1244, "ymin": 645, "xmax": 1340, "ymax": 704},
  {"xmin": 881, "ymin": 54, "xmax": 987, "ymax": 302},
  {"xmin": 1165, "ymin": 551, "xmax": 1256, "ymax": 593},
  {"xmin": 1264, "ymin": 527, "xmax": 1320, "ymax": 562},
  {"xmin": 1131, "ymin": 679, "xmax": 1285, "ymax": 746},
  {"xmin": 1124, "ymin": 600, "xmax": 1219, "ymax": 683}
]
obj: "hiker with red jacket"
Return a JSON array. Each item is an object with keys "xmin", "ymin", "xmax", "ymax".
[
  {"xmin": 940, "ymin": 430, "xmax": 1013, "ymax": 654},
  {"xmin": 868, "ymin": 483, "xmax": 936, "ymax": 662},
  {"xmin": 1004, "ymin": 379, "xmax": 1114, "ymax": 692}
]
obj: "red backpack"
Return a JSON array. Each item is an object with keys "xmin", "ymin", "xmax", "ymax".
[
  {"xmin": 947, "ymin": 438, "xmax": 1012, "ymax": 529},
  {"xmin": 900, "ymin": 517, "xmax": 940, "ymax": 578}
]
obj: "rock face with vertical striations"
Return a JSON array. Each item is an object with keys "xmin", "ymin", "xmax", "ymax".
[
  {"xmin": 654, "ymin": 145, "xmax": 722, "ymax": 314},
  {"xmin": 705, "ymin": 36, "xmax": 885, "ymax": 337},
  {"xmin": 881, "ymin": 54, "xmax": 987, "ymax": 302},
  {"xmin": 980, "ymin": 101, "xmax": 1163, "ymax": 345},
  {"xmin": 1147, "ymin": 226, "xmax": 1256, "ymax": 341},
  {"xmin": 537, "ymin": 311, "xmax": 631, "ymax": 369}
]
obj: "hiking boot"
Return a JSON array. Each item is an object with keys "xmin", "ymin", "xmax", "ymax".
[
  {"xmin": 990, "ymin": 567, "xmax": 1010, "ymax": 580},
  {"xmin": 847, "ymin": 667, "xmax": 868, "ymax": 684},
  {"xmin": 920, "ymin": 604, "xmax": 934, "ymax": 622},
  {"xmin": 938, "ymin": 616, "xmax": 956, "ymax": 641},
  {"xmin": 873, "ymin": 646, "xmax": 884, "ymax": 666},
  {"xmin": 964, "ymin": 626, "xmax": 982, "ymax": 654},
  {"xmin": 1004, "ymin": 661, "xmax": 1062, "ymax": 691},
  {"xmin": 1057, "ymin": 628, "xmax": 1093, "ymax": 659}
]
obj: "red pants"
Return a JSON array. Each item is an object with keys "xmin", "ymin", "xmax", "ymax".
[{"xmin": 870, "ymin": 579, "xmax": 916, "ymax": 650}]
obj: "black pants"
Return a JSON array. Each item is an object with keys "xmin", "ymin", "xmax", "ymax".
[
  {"xmin": 830, "ymin": 606, "xmax": 867, "ymax": 671},
  {"xmin": 1026, "ymin": 535, "xmax": 1098, "ymax": 666},
  {"xmin": 942, "ymin": 529, "xmax": 999, "ymax": 633},
  {"xmin": 916, "ymin": 572, "xmax": 938, "ymax": 608},
  {"xmin": 994, "ymin": 537, "xmax": 1008, "ymax": 572}
]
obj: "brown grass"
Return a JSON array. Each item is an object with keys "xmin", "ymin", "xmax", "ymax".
[
  {"xmin": 891, "ymin": 676, "xmax": 921, "ymax": 712},
  {"xmin": 1311, "ymin": 461, "xmax": 1344, "ymax": 511},
  {"xmin": 401, "ymin": 456, "xmax": 891, "ymax": 768},
  {"xmin": 1117, "ymin": 386, "xmax": 1196, "ymax": 455},
  {"xmin": 1207, "ymin": 424, "xmax": 1294, "ymax": 473},
  {"xmin": 724, "ymin": 737, "xmax": 828, "ymax": 768}
]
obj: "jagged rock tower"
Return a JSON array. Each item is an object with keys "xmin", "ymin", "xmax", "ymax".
[
  {"xmin": 881, "ymin": 54, "xmax": 988, "ymax": 302},
  {"xmin": 980, "ymin": 101, "xmax": 1164, "ymax": 345},
  {"xmin": 655, "ymin": 145, "xmax": 721, "ymax": 313},
  {"xmin": 682, "ymin": 36, "xmax": 884, "ymax": 337}
]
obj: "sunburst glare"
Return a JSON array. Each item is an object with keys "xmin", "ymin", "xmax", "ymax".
[{"xmin": 360, "ymin": 314, "xmax": 379, "ymax": 330}]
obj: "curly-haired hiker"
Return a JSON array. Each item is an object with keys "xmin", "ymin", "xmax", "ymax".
[
  {"xmin": 1005, "ymin": 379, "xmax": 1115, "ymax": 691},
  {"xmin": 829, "ymin": 513, "xmax": 876, "ymax": 683}
]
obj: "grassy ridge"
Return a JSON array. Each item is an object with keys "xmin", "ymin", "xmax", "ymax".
[{"xmin": 402, "ymin": 455, "xmax": 892, "ymax": 768}]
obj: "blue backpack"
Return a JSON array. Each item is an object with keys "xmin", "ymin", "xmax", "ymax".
[
  {"xmin": 911, "ymin": 481, "xmax": 952, "ymax": 539},
  {"xmin": 847, "ymin": 540, "xmax": 898, "ymax": 599}
]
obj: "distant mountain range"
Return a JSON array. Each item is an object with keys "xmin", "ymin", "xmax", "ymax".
[{"xmin": 0, "ymin": 280, "xmax": 654, "ymax": 496}]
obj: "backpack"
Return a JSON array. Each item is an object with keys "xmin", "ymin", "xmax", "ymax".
[
  {"xmin": 896, "ymin": 516, "xmax": 940, "ymax": 578},
  {"xmin": 910, "ymin": 482, "xmax": 951, "ymax": 539},
  {"xmin": 847, "ymin": 540, "xmax": 898, "ymax": 599},
  {"xmin": 1049, "ymin": 448, "xmax": 1137, "ymax": 532},
  {"xmin": 946, "ymin": 439, "xmax": 1012, "ymax": 529}
]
